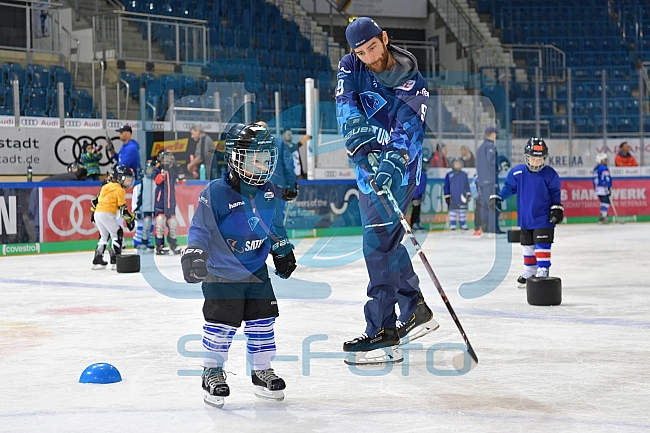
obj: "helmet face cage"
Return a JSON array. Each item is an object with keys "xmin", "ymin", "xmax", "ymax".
[
  {"xmin": 451, "ymin": 158, "xmax": 464, "ymax": 172},
  {"xmin": 144, "ymin": 160, "xmax": 156, "ymax": 177},
  {"xmin": 229, "ymin": 146, "xmax": 278, "ymax": 186},
  {"xmin": 68, "ymin": 162, "xmax": 82, "ymax": 173},
  {"xmin": 525, "ymin": 138, "xmax": 548, "ymax": 173},
  {"xmin": 113, "ymin": 165, "xmax": 134, "ymax": 188},
  {"xmin": 157, "ymin": 151, "xmax": 175, "ymax": 168}
]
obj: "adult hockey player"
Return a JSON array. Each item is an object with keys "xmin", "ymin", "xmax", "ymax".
[
  {"xmin": 91, "ymin": 165, "xmax": 136, "ymax": 269},
  {"xmin": 181, "ymin": 123, "xmax": 297, "ymax": 408},
  {"xmin": 132, "ymin": 160, "xmax": 157, "ymax": 251},
  {"xmin": 476, "ymin": 126, "xmax": 504, "ymax": 234},
  {"xmin": 153, "ymin": 150, "xmax": 185, "ymax": 254},
  {"xmin": 336, "ymin": 17, "xmax": 437, "ymax": 365},
  {"xmin": 593, "ymin": 153, "xmax": 613, "ymax": 224},
  {"xmin": 489, "ymin": 138, "xmax": 563, "ymax": 287}
]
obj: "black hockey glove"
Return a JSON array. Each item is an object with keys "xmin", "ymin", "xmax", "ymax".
[
  {"xmin": 461, "ymin": 191, "xmax": 472, "ymax": 204},
  {"xmin": 181, "ymin": 247, "xmax": 209, "ymax": 283},
  {"xmin": 489, "ymin": 194, "xmax": 502, "ymax": 211},
  {"xmin": 126, "ymin": 219, "xmax": 135, "ymax": 231},
  {"xmin": 343, "ymin": 115, "xmax": 376, "ymax": 162},
  {"xmin": 374, "ymin": 150, "xmax": 407, "ymax": 196},
  {"xmin": 444, "ymin": 194, "xmax": 451, "ymax": 206},
  {"xmin": 283, "ymin": 183, "xmax": 299, "ymax": 202},
  {"xmin": 272, "ymin": 250, "xmax": 297, "ymax": 279},
  {"xmin": 549, "ymin": 204, "xmax": 564, "ymax": 224}
]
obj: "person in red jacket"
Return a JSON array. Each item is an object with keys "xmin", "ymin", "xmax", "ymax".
[{"xmin": 615, "ymin": 141, "xmax": 638, "ymax": 166}]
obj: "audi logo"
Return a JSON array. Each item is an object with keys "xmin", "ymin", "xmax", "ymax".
[
  {"xmin": 21, "ymin": 119, "xmax": 39, "ymax": 126},
  {"xmin": 151, "ymin": 123, "xmax": 165, "ymax": 131},
  {"xmin": 47, "ymin": 194, "xmax": 98, "ymax": 236},
  {"xmin": 54, "ymin": 135, "xmax": 119, "ymax": 167},
  {"xmin": 65, "ymin": 120, "xmax": 82, "ymax": 127}
]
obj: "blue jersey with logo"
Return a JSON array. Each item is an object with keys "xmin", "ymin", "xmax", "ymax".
[
  {"xmin": 592, "ymin": 164, "xmax": 612, "ymax": 196},
  {"xmin": 498, "ymin": 164, "xmax": 562, "ymax": 229},
  {"xmin": 444, "ymin": 170, "xmax": 471, "ymax": 209},
  {"xmin": 187, "ymin": 174, "xmax": 280, "ymax": 280},
  {"xmin": 335, "ymin": 48, "xmax": 429, "ymax": 194}
]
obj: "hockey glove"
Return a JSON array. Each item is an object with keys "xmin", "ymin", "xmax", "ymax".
[
  {"xmin": 460, "ymin": 191, "xmax": 472, "ymax": 204},
  {"xmin": 181, "ymin": 247, "xmax": 209, "ymax": 283},
  {"xmin": 283, "ymin": 183, "xmax": 299, "ymax": 202},
  {"xmin": 126, "ymin": 219, "xmax": 135, "ymax": 231},
  {"xmin": 549, "ymin": 204, "xmax": 565, "ymax": 224},
  {"xmin": 444, "ymin": 194, "xmax": 451, "ymax": 206},
  {"xmin": 119, "ymin": 204, "xmax": 135, "ymax": 223},
  {"xmin": 272, "ymin": 250, "xmax": 297, "ymax": 279},
  {"xmin": 374, "ymin": 150, "xmax": 407, "ymax": 196},
  {"xmin": 342, "ymin": 115, "xmax": 376, "ymax": 162},
  {"xmin": 489, "ymin": 194, "xmax": 502, "ymax": 211}
]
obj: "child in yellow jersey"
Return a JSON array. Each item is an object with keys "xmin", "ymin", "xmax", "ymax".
[{"xmin": 92, "ymin": 165, "xmax": 136, "ymax": 269}]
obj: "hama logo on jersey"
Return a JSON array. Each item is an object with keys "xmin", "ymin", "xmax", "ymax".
[
  {"xmin": 395, "ymin": 80, "xmax": 415, "ymax": 91},
  {"xmin": 248, "ymin": 216, "xmax": 260, "ymax": 231},
  {"xmin": 359, "ymin": 92, "xmax": 387, "ymax": 119},
  {"xmin": 229, "ymin": 200, "xmax": 244, "ymax": 209},
  {"xmin": 226, "ymin": 237, "xmax": 267, "ymax": 253}
]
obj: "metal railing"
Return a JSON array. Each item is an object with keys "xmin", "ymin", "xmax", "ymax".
[
  {"xmin": 0, "ymin": 0, "xmax": 65, "ymax": 58},
  {"xmin": 431, "ymin": 0, "xmax": 509, "ymax": 68},
  {"xmin": 392, "ymin": 39, "xmax": 437, "ymax": 72},
  {"xmin": 503, "ymin": 44, "xmax": 566, "ymax": 81},
  {"xmin": 93, "ymin": 10, "xmax": 209, "ymax": 65}
]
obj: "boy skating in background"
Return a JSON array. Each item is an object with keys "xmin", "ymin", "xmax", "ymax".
[
  {"xmin": 489, "ymin": 138, "xmax": 564, "ymax": 288},
  {"xmin": 153, "ymin": 150, "xmax": 186, "ymax": 254},
  {"xmin": 593, "ymin": 153, "xmax": 612, "ymax": 224},
  {"xmin": 444, "ymin": 158, "xmax": 472, "ymax": 231},
  {"xmin": 181, "ymin": 124, "xmax": 296, "ymax": 408},
  {"xmin": 91, "ymin": 165, "xmax": 136, "ymax": 269},
  {"xmin": 132, "ymin": 160, "xmax": 157, "ymax": 251}
]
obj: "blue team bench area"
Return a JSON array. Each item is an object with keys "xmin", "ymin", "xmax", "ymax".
[{"xmin": 2, "ymin": 175, "xmax": 650, "ymax": 256}]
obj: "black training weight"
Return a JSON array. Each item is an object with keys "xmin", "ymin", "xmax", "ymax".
[
  {"xmin": 116, "ymin": 254, "xmax": 140, "ymax": 273},
  {"xmin": 507, "ymin": 228, "xmax": 521, "ymax": 243},
  {"xmin": 526, "ymin": 276, "xmax": 562, "ymax": 306}
]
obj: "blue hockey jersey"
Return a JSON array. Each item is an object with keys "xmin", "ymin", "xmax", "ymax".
[
  {"xmin": 498, "ymin": 164, "xmax": 562, "ymax": 229},
  {"xmin": 444, "ymin": 170, "xmax": 471, "ymax": 210},
  {"xmin": 187, "ymin": 174, "xmax": 282, "ymax": 281},
  {"xmin": 592, "ymin": 164, "xmax": 612, "ymax": 196},
  {"xmin": 335, "ymin": 45, "xmax": 429, "ymax": 194}
]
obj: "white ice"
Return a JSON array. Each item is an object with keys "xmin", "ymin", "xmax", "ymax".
[{"xmin": 1, "ymin": 223, "xmax": 650, "ymax": 433}]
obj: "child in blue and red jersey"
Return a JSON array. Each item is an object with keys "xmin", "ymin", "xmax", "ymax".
[
  {"xmin": 489, "ymin": 138, "xmax": 564, "ymax": 288},
  {"xmin": 593, "ymin": 153, "xmax": 613, "ymax": 224}
]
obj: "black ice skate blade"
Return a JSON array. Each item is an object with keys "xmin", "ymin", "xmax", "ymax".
[
  {"xmin": 204, "ymin": 393, "xmax": 225, "ymax": 409},
  {"xmin": 253, "ymin": 386, "xmax": 285, "ymax": 401}
]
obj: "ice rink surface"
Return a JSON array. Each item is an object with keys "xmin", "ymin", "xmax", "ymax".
[{"xmin": 1, "ymin": 223, "xmax": 650, "ymax": 433}]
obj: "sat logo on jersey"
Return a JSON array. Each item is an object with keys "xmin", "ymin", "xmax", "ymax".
[{"xmin": 226, "ymin": 238, "xmax": 267, "ymax": 253}]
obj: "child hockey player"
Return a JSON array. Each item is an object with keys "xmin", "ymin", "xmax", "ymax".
[
  {"xmin": 153, "ymin": 150, "xmax": 185, "ymax": 254},
  {"xmin": 409, "ymin": 156, "xmax": 428, "ymax": 231},
  {"xmin": 489, "ymin": 138, "xmax": 563, "ymax": 288},
  {"xmin": 132, "ymin": 160, "xmax": 157, "ymax": 251},
  {"xmin": 91, "ymin": 165, "xmax": 136, "ymax": 269},
  {"xmin": 593, "ymin": 153, "xmax": 612, "ymax": 224},
  {"xmin": 181, "ymin": 123, "xmax": 297, "ymax": 408},
  {"xmin": 444, "ymin": 158, "xmax": 472, "ymax": 231}
]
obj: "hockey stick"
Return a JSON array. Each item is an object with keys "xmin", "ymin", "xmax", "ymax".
[
  {"xmin": 609, "ymin": 194, "xmax": 625, "ymax": 224},
  {"xmin": 369, "ymin": 179, "xmax": 479, "ymax": 371}
]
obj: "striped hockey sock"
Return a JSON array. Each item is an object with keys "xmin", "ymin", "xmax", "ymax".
[
  {"xmin": 600, "ymin": 203, "xmax": 610, "ymax": 217},
  {"xmin": 202, "ymin": 322, "xmax": 237, "ymax": 368},
  {"xmin": 449, "ymin": 210, "xmax": 457, "ymax": 229},
  {"xmin": 244, "ymin": 318, "xmax": 277, "ymax": 371},
  {"xmin": 459, "ymin": 210, "xmax": 468, "ymax": 229},
  {"xmin": 535, "ymin": 243, "xmax": 552, "ymax": 270},
  {"xmin": 522, "ymin": 245, "xmax": 537, "ymax": 275}
]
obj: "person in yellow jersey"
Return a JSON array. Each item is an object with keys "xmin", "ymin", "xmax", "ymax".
[{"xmin": 91, "ymin": 164, "xmax": 136, "ymax": 269}]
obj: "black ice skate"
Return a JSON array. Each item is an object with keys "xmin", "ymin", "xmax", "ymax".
[
  {"xmin": 517, "ymin": 271, "xmax": 535, "ymax": 289},
  {"xmin": 155, "ymin": 245, "xmax": 169, "ymax": 255},
  {"xmin": 92, "ymin": 246, "xmax": 107, "ymax": 270},
  {"xmin": 109, "ymin": 249, "xmax": 117, "ymax": 270},
  {"xmin": 343, "ymin": 327, "xmax": 403, "ymax": 365},
  {"xmin": 202, "ymin": 367, "xmax": 229, "ymax": 408},
  {"xmin": 168, "ymin": 241, "xmax": 182, "ymax": 255},
  {"xmin": 251, "ymin": 368, "xmax": 285, "ymax": 401},
  {"xmin": 397, "ymin": 295, "xmax": 440, "ymax": 343}
]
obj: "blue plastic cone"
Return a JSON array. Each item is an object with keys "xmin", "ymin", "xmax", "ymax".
[{"xmin": 79, "ymin": 363, "xmax": 122, "ymax": 384}]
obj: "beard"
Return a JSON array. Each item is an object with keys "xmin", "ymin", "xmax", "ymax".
[{"xmin": 365, "ymin": 44, "xmax": 390, "ymax": 72}]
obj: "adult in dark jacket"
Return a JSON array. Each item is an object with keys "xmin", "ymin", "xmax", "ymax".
[{"xmin": 475, "ymin": 126, "xmax": 503, "ymax": 234}]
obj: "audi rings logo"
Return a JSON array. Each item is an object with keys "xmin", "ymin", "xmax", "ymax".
[
  {"xmin": 47, "ymin": 194, "xmax": 97, "ymax": 236},
  {"xmin": 107, "ymin": 121, "xmax": 125, "ymax": 129},
  {"xmin": 65, "ymin": 120, "xmax": 82, "ymax": 128},
  {"xmin": 21, "ymin": 118, "xmax": 39, "ymax": 126},
  {"xmin": 54, "ymin": 135, "xmax": 119, "ymax": 167}
]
